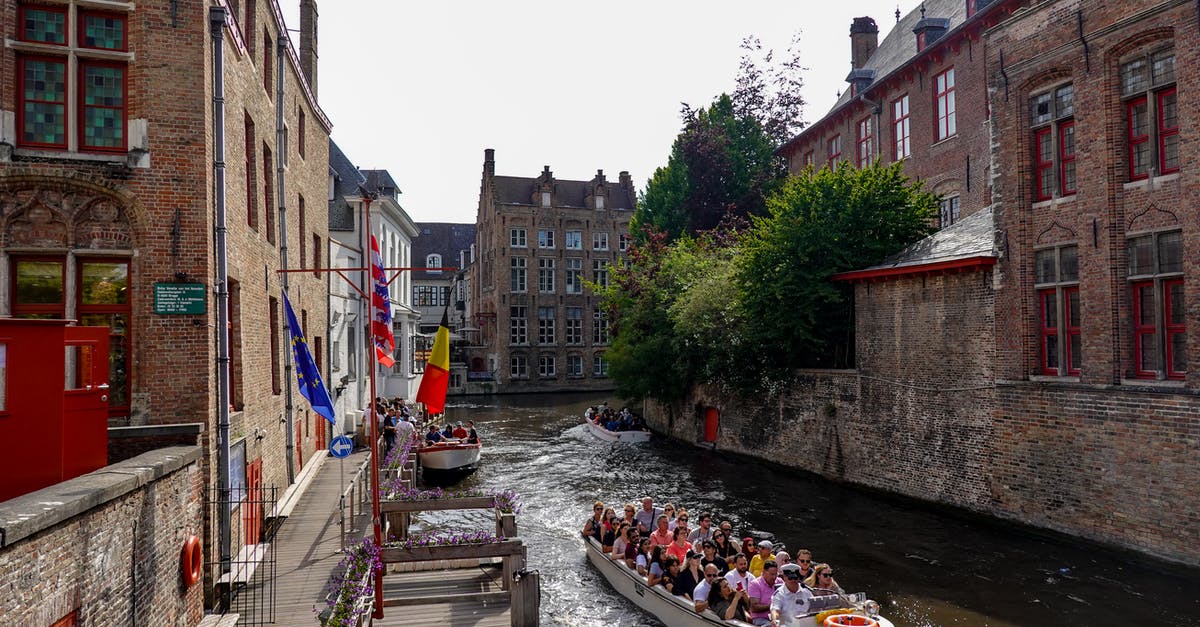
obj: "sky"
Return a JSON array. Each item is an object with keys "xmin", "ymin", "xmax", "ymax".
[{"xmin": 279, "ymin": 1, "xmax": 923, "ymax": 224}]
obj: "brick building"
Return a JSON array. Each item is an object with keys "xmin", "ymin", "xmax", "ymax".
[
  {"xmin": 411, "ymin": 222, "xmax": 476, "ymax": 393},
  {"xmin": 471, "ymin": 149, "xmax": 635, "ymax": 393},
  {"xmin": 0, "ymin": 0, "xmax": 333, "ymax": 583}
]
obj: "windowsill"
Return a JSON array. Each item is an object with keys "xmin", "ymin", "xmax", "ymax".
[
  {"xmin": 1121, "ymin": 377, "xmax": 1186, "ymax": 388},
  {"xmin": 1123, "ymin": 172, "xmax": 1180, "ymax": 191},
  {"xmin": 1031, "ymin": 194, "xmax": 1078, "ymax": 210},
  {"xmin": 1028, "ymin": 374, "xmax": 1080, "ymax": 383},
  {"xmin": 931, "ymin": 134, "xmax": 959, "ymax": 149},
  {"xmin": 13, "ymin": 147, "xmax": 127, "ymax": 164}
]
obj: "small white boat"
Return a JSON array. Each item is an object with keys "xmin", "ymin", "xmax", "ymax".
[
  {"xmin": 584, "ymin": 418, "xmax": 651, "ymax": 443},
  {"xmin": 417, "ymin": 440, "xmax": 481, "ymax": 473},
  {"xmin": 583, "ymin": 537, "xmax": 893, "ymax": 627}
]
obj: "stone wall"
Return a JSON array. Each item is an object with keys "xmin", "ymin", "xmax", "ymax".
[{"xmin": 0, "ymin": 446, "xmax": 205, "ymax": 626}]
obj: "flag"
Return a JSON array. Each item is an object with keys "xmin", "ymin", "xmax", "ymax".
[
  {"xmin": 283, "ymin": 292, "xmax": 336, "ymax": 424},
  {"xmin": 370, "ymin": 234, "xmax": 395, "ymax": 368},
  {"xmin": 415, "ymin": 307, "xmax": 451, "ymax": 414}
]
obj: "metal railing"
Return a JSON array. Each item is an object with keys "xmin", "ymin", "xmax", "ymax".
[{"xmin": 338, "ymin": 453, "xmax": 373, "ymax": 549}]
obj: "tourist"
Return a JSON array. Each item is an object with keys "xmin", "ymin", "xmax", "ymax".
[
  {"xmin": 611, "ymin": 522, "xmax": 631, "ymax": 560},
  {"xmin": 396, "ymin": 413, "xmax": 415, "ymax": 443},
  {"xmin": 620, "ymin": 503, "xmax": 638, "ymax": 529},
  {"xmin": 584, "ymin": 406, "xmax": 596, "ymax": 422},
  {"xmin": 634, "ymin": 497, "xmax": 660, "ymax": 534},
  {"xmin": 673, "ymin": 551, "xmax": 704, "ymax": 599},
  {"xmin": 441, "ymin": 424, "xmax": 454, "ymax": 439},
  {"xmin": 712, "ymin": 530, "xmax": 739, "ymax": 561},
  {"xmin": 649, "ymin": 515, "xmax": 673, "ymax": 547},
  {"xmin": 687, "ymin": 511, "xmax": 716, "ymax": 544},
  {"xmin": 750, "ymin": 540, "xmax": 776, "ymax": 577},
  {"xmin": 658, "ymin": 555, "xmax": 680, "ymax": 593},
  {"xmin": 741, "ymin": 537, "xmax": 757, "ymax": 558},
  {"xmin": 769, "ymin": 563, "xmax": 815, "ymax": 626},
  {"xmin": 646, "ymin": 545, "xmax": 668, "ymax": 586},
  {"xmin": 794, "ymin": 549, "xmax": 815, "ymax": 580},
  {"xmin": 699, "ymin": 540, "xmax": 728, "ymax": 575},
  {"xmin": 602, "ymin": 518, "xmax": 624, "ymax": 555},
  {"xmin": 720, "ymin": 520, "xmax": 735, "ymax": 538},
  {"xmin": 581, "ymin": 501, "xmax": 605, "ymax": 542},
  {"xmin": 634, "ymin": 538, "xmax": 653, "ymax": 576},
  {"xmin": 775, "ymin": 551, "xmax": 792, "ymax": 569},
  {"xmin": 666, "ymin": 527, "xmax": 693, "ymax": 563},
  {"xmin": 466, "ymin": 420, "xmax": 479, "ymax": 444},
  {"xmin": 804, "ymin": 563, "xmax": 845, "ymax": 595},
  {"xmin": 747, "ymin": 560, "xmax": 779, "ymax": 625},
  {"xmin": 691, "ymin": 563, "xmax": 721, "ymax": 613},
  {"xmin": 724, "ymin": 553, "xmax": 752, "ymax": 593},
  {"xmin": 662, "ymin": 503, "xmax": 677, "ymax": 526},
  {"xmin": 669, "ymin": 509, "xmax": 689, "ymax": 532},
  {"xmin": 452, "ymin": 421, "xmax": 468, "ymax": 439},
  {"xmin": 601, "ymin": 507, "xmax": 618, "ymax": 534},
  {"xmin": 623, "ymin": 528, "xmax": 642, "ymax": 569},
  {"xmin": 424, "ymin": 424, "xmax": 443, "ymax": 444},
  {"xmin": 708, "ymin": 578, "xmax": 751, "ymax": 622},
  {"xmin": 382, "ymin": 411, "xmax": 397, "ymax": 454}
]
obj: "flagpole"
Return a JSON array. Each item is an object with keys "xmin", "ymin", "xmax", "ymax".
[{"xmin": 363, "ymin": 192, "xmax": 385, "ymax": 619}]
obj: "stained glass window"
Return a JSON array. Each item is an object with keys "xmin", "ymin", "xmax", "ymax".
[
  {"xmin": 21, "ymin": 7, "xmax": 66, "ymax": 44},
  {"xmin": 22, "ymin": 59, "xmax": 66, "ymax": 147},
  {"xmin": 82, "ymin": 14, "xmax": 126, "ymax": 50},
  {"xmin": 82, "ymin": 65, "xmax": 125, "ymax": 150}
]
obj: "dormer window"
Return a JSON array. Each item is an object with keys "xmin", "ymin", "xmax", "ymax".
[
  {"xmin": 541, "ymin": 191, "xmax": 552, "ymax": 208},
  {"xmin": 595, "ymin": 196, "xmax": 605, "ymax": 210},
  {"xmin": 426, "ymin": 254, "xmax": 442, "ymax": 273}
]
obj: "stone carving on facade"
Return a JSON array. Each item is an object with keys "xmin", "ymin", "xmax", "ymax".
[{"xmin": 0, "ymin": 185, "xmax": 132, "ymax": 250}]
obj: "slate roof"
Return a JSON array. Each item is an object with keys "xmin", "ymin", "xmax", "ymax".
[
  {"xmin": 493, "ymin": 175, "xmax": 636, "ymax": 210},
  {"xmin": 412, "ymin": 223, "xmax": 477, "ymax": 280},
  {"xmin": 328, "ymin": 139, "xmax": 363, "ymax": 231},
  {"xmin": 860, "ymin": 206, "xmax": 995, "ymax": 274},
  {"xmin": 360, "ymin": 169, "xmax": 401, "ymax": 201}
]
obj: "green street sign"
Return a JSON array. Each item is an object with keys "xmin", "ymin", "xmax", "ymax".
[{"xmin": 154, "ymin": 282, "xmax": 207, "ymax": 315}]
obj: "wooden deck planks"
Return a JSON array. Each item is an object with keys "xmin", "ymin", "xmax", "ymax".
[{"xmin": 373, "ymin": 599, "xmax": 512, "ymax": 626}]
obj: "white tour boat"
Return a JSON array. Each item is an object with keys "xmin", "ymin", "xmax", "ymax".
[
  {"xmin": 583, "ymin": 537, "xmax": 893, "ymax": 627},
  {"xmin": 417, "ymin": 439, "xmax": 481, "ymax": 473},
  {"xmin": 584, "ymin": 418, "xmax": 652, "ymax": 443}
]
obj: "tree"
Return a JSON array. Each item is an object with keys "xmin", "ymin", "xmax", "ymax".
[{"xmin": 732, "ymin": 34, "xmax": 807, "ymax": 146}]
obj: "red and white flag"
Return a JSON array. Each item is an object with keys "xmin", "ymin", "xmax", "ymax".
[{"xmin": 370, "ymin": 234, "xmax": 395, "ymax": 367}]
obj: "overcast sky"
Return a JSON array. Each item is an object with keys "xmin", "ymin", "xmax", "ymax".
[{"xmin": 279, "ymin": 1, "xmax": 922, "ymax": 224}]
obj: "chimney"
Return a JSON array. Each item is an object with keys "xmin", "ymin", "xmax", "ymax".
[
  {"xmin": 484, "ymin": 148, "xmax": 495, "ymax": 178},
  {"xmin": 850, "ymin": 17, "xmax": 879, "ymax": 70},
  {"xmin": 299, "ymin": 0, "xmax": 318, "ymax": 94},
  {"xmin": 619, "ymin": 171, "xmax": 632, "ymax": 190}
]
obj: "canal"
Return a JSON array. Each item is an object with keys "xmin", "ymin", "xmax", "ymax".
[{"xmin": 412, "ymin": 393, "xmax": 1198, "ymax": 627}]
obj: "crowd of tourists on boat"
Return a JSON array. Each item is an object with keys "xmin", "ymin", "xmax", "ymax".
[
  {"xmin": 583, "ymin": 497, "xmax": 848, "ymax": 626},
  {"xmin": 584, "ymin": 402, "xmax": 648, "ymax": 433},
  {"xmin": 374, "ymin": 396, "xmax": 478, "ymax": 454}
]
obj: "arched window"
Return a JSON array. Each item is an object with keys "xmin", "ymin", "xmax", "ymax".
[{"xmin": 426, "ymin": 254, "xmax": 441, "ymax": 273}]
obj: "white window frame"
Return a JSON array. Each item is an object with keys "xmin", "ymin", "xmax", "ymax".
[
  {"xmin": 565, "ymin": 230, "xmax": 583, "ymax": 250},
  {"xmin": 510, "ymin": 228, "xmax": 527, "ymax": 248}
]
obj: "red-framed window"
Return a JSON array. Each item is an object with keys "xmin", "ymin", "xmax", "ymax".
[
  {"xmin": 1030, "ymin": 84, "xmax": 1075, "ymax": 200},
  {"xmin": 1035, "ymin": 245, "xmax": 1081, "ymax": 377},
  {"xmin": 245, "ymin": 113, "xmax": 258, "ymax": 230},
  {"xmin": 803, "ymin": 150, "xmax": 814, "ymax": 168},
  {"xmin": 1164, "ymin": 278, "xmax": 1186, "ymax": 379},
  {"xmin": 77, "ymin": 258, "xmax": 132, "ymax": 415},
  {"xmin": 78, "ymin": 10, "xmax": 128, "ymax": 51},
  {"xmin": 1121, "ymin": 49, "xmax": 1176, "ymax": 180},
  {"xmin": 917, "ymin": 31, "xmax": 927, "ymax": 52},
  {"xmin": 298, "ymin": 194, "xmax": 307, "ymax": 268},
  {"xmin": 17, "ymin": 55, "xmax": 67, "ymax": 150},
  {"xmin": 1059, "ymin": 121, "xmax": 1077, "ymax": 195},
  {"xmin": 78, "ymin": 60, "xmax": 127, "ymax": 153},
  {"xmin": 264, "ymin": 143, "xmax": 275, "ymax": 245},
  {"xmin": 856, "ymin": 117, "xmax": 873, "ymax": 168},
  {"xmin": 1034, "ymin": 127, "xmax": 1054, "ymax": 201},
  {"xmin": 11, "ymin": 257, "xmax": 66, "ymax": 318},
  {"xmin": 1128, "ymin": 231, "xmax": 1185, "ymax": 380},
  {"xmin": 934, "ymin": 68, "xmax": 956, "ymax": 140},
  {"xmin": 892, "ymin": 95, "xmax": 910, "ymax": 160},
  {"xmin": 827, "ymin": 135, "xmax": 841, "ymax": 167},
  {"xmin": 1133, "ymin": 280, "xmax": 1159, "ymax": 378},
  {"xmin": 269, "ymin": 296, "xmax": 281, "ymax": 395}
]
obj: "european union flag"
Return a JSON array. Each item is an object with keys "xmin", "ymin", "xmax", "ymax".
[{"xmin": 283, "ymin": 292, "xmax": 336, "ymax": 424}]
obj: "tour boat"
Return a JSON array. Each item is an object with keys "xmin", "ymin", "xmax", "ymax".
[
  {"xmin": 583, "ymin": 418, "xmax": 652, "ymax": 443},
  {"xmin": 583, "ymin": 536, "xmax": 893, "ymax": 627},
  {"xmin": 417, "ymin": 439, "xmax": 482, "ymax": 473}
]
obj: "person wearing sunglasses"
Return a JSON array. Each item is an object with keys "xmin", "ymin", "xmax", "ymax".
[
  {"xmin": 804, "ymin": 563, "xmax": 845, "ymax": 595},
  {"xmin": 581, "ymin": 501, "xmax": 605, "ymax": 542},
  {"xmin": 691, "ymin": 563, "xmax": 721, "ymax": 613},
  {"xmin": 794, "ymin": 548, "xmax": 815, "ymax": 580},
  {"xmin": 711, "ymin": 530, "xmax": 739, "ymax": 560},
  {"xmin": 621, "ymin": 503, "xmax": 638, "ymax": 529},
  {"xmin": 769, "ymin": 563, "xmax": 814, "ymax": 627},
  {"xmin": 669, "ymin": 509, "xmax": 690, "ymax": 532}
]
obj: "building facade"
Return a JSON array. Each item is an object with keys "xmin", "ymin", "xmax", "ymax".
[
  {"xmin": 411, "ymin": 222, "xmax": 476, "ymax": 393},
  {"xmin": 0, "ymin": 0, "xmax": 333, "ymax": 595},
  {"xmin": 472, "ymin": 149, "xmax": 634, "ymax": 393}
]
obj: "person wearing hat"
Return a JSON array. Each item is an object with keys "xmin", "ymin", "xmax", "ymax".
[
  {"xmin": 769, "ymin": 563, "xmax": 815, "ymax": 626},
  {"xmin": 699, "ymin": 539, "xmax": 728, "ymax": 575},
  {"xmin": 749, "ymin": 540, "xmax": 776, "ymax": 577},
  {"xmin": 672, "ymin": 549, "xmax": 704, "ymax": 599},
  {"xmin": 452, "ymin": 421, "xmax": 468, "ymax": 439}
]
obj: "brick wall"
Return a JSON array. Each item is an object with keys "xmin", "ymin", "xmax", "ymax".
[{"xmin": 0, "ymin": 447, "xmax": 205, "ymax": 626}]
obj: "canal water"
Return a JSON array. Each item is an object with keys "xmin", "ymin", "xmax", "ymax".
[{"xmin": 413, "ymin": 393, "xmax": 1198, "ymax": 627}]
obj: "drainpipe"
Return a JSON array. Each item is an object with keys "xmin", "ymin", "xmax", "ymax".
[
  {"xmin": 209, "ymin": 5, "xmax": 232, "ymax": 579},
  {"xmin": 277, "ymin": 35, "xmax": 295, "ymax": 484}
]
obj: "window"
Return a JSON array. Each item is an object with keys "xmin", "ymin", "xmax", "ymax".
[
  {"xmin": 1030, "ymin": 84, "xmax": 1075, "ymax": 200},
  {"xmin": 1035, "ymin": 245, "xmax": 1080, "ymax": 376},
  {"xmin": 541, "ymin": 191, "xmax": 552, "ymax": 208},
  {"xmin": 856, "ymin": 117, "xmax": 873, "ymax": 167},
  {"xmin": 298, "ymin": 195, "xmax": 307, "ymax": 268},
  {"xmin": 619, "ymin": 234, "xmax": 631, "ymax": 252},
  {"xmin": 593, "ymin": 354, "xmax": 608, "ymax": 377},
  {"xmin": 413, "ymin": 285, "xmax": 449, "ymax": 307},
  {"xmin": 939, "ymin": 196, "xmax": 960, "ymax": 228},
  {"xmin": 565, "ymin": 259, "xmax": 583, "ymax": 294},
  {"xmin": 510, "ymin": 257, "xmax": 527, "ymax": 292},
  {"xmin": 827, "ymin": 135, "xmax": 841, "ymax": 167},
  {"xmin": 269, "ymin": 297, "xmax": 281, "ymax": 394},
  {"xmin": 538, "ymin": 355, "xmax": 556, "ymax": 378},
  {"xmin": 935, "ymin": 68, "xmax": 956, "ymax": 140},
  {"xmin": 538, "ymin": 307, "xmax": 556, "ymax": 344},
  {"xmin": 593, "ymin": 308, "xmax": 609, "ymax": 344},
  {"xmin": 298, "ymin": 108, "xmax": 306, "ymax": 158},
  {"xmin": 593, "ymin": 232, "xmax": 609, "ymax": 251},
  {"xmin": 510, "ymin": 228, "xmax": 527, "ymax": 248},
  {"xmin": 245, "ymin": 113, "xmax": 258, "ymax": 229},
  {"xmin": 510, "ymin": 354, "xmax": 528, "ymax": 378},
  {"xmin": 509, "ymin": 306, "xmax": 528, "ymax": 345},
  {"xmin": 264, "ymin": 144, "xmax": 275, "ymax": 245},
  {"xmin": 565, "ymin": 307, "xmax": 583, "ymax": 344},
  {"xmin": 538, "ymin": 229, "xmax": 555, "ymax": 248},
  {"xmin": 1128, "ymin": 231, "xmax": 1184, "ymax": 380},
  {"xmin": 596, "ymin": 196, "xmax": 605, "ymax": 210},
  {"xmin": 426, "ymin": 254, "xmax": 442, "ymax": 273},
  {"xmin": 16, "ymin": 4, "xmax": 128, "ymax": 153},
  {"xmin": 565, "ymin": 230, "xmax": 583, "ymax": 250},
  {"xmin": 892, "ymin": 95, "xmax": 911, "ymax": 160},
  {"xmin": 567, "ymin": 355, "xmax": 583, "ymax": 378},
  {"xmin": 263, "ymin": 29, "xmax": 273, "ymax": 96},
  {"xmin": 592, "ymin": 260, "xmax": 609, "ymax": 289},
  {"xmin": 312, "ymin": 233, "xmax": 321, "ymax": 278},
  {"xmin": 803, "ymin": 150, "xmax": 814, "ymax": 168},
  {"xmin": 538, "ymin": 258, "xmax": 555, "ymax": 293},
  {"xmin": 1121, "ymin": 49, "xmax": 1177, "ymax": 180}
]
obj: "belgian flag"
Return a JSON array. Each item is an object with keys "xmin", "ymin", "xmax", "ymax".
[{"xmin": 415, "ymin": 307, "xmax": 451, "ymax": 414}]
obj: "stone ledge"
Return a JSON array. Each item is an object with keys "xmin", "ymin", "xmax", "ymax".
[
  {"xmin": 109, "ymin": 422, "xmax": 204, "ymax": 439},
  {"xmin": 0, "ymin": 445, "xmax": 202, "ymax": 547}
]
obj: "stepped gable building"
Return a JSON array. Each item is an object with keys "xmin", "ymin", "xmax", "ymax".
[
  {"xmin": 472, "ymin": 149, "xmax": 635, "ymax": 393},
  {"xmin": 411, "ymin": 222, "xmax": 476, "ymax": 393},
  {"xmin": 0, "ymin": 0, "xmax": 336, "ymax": 615}
]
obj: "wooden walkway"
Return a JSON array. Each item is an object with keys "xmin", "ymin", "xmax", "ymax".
[{"xmin": 373, "ymin": 562, "xmax": 513, "ymax": 625}]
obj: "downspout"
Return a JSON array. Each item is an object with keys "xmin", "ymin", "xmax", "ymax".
[
  {"xmin": 277, "ymin": 35, "xmax": 295, "ymax": 483},
  {"xmin": 209, "ymin": 5, "xmax": 232, "ymax": 579}
]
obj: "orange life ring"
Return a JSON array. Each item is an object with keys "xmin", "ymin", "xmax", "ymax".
[
  {"xmin": 824, "ymin": 616, "xmax": 878, "ymax": 627},
  {"xmin": 181, "ymin": 535, "xmax": 203, "ymax": 588}
]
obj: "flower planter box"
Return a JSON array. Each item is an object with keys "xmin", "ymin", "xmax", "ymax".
[
  {"xmin": 380, "ymin": 538, "xmax": 525, "ymax": 563},
  {"xmin": 380, "ymin": 496, "xmax": 496, "ymax": 513}
]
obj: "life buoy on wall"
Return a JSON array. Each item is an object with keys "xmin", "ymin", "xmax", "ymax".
[{"xmin": 181, "ymin": 535, "xmax": 203, "ymax": 588}]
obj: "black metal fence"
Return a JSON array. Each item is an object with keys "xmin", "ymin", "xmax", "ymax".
[{"xmin": 208, "ymin": 485, "xmax": 278, "ymax": 624}]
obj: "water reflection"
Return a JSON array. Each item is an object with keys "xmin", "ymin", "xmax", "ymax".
[{"xmin": 412, "ymin": 393, "xmax": 1198, "ymax": 627}]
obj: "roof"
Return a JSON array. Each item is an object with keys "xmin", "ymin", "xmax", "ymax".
[
  {"xmin": 412, "ymin": 223, "xmax": 477, "ymax": 280},
  {"xmin": 492, "ymin": 176, "xmax": 636, "ymax": 210},
  {"xmin": 835, "ymin": 206, "xmax": 996, "ymax": 282},
  {"xmin": 328, "ymin": 139, "xmax": 361, "ymax": 231},
  {"xmin": 360, "ymin": 169, "xmax": 401, "ymax": 201}
]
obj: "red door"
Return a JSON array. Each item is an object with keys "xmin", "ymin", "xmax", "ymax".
[
  {"xmin": 62, "ymin": 326, "xmax": 110, "ymax": 479},
  {"xmin": 703, "ymin": 407, "xmax": 719, "ymax": 443},
  {"xmin": 243, "ymin": 458, "xmax": 262, "ymax": 543}
]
